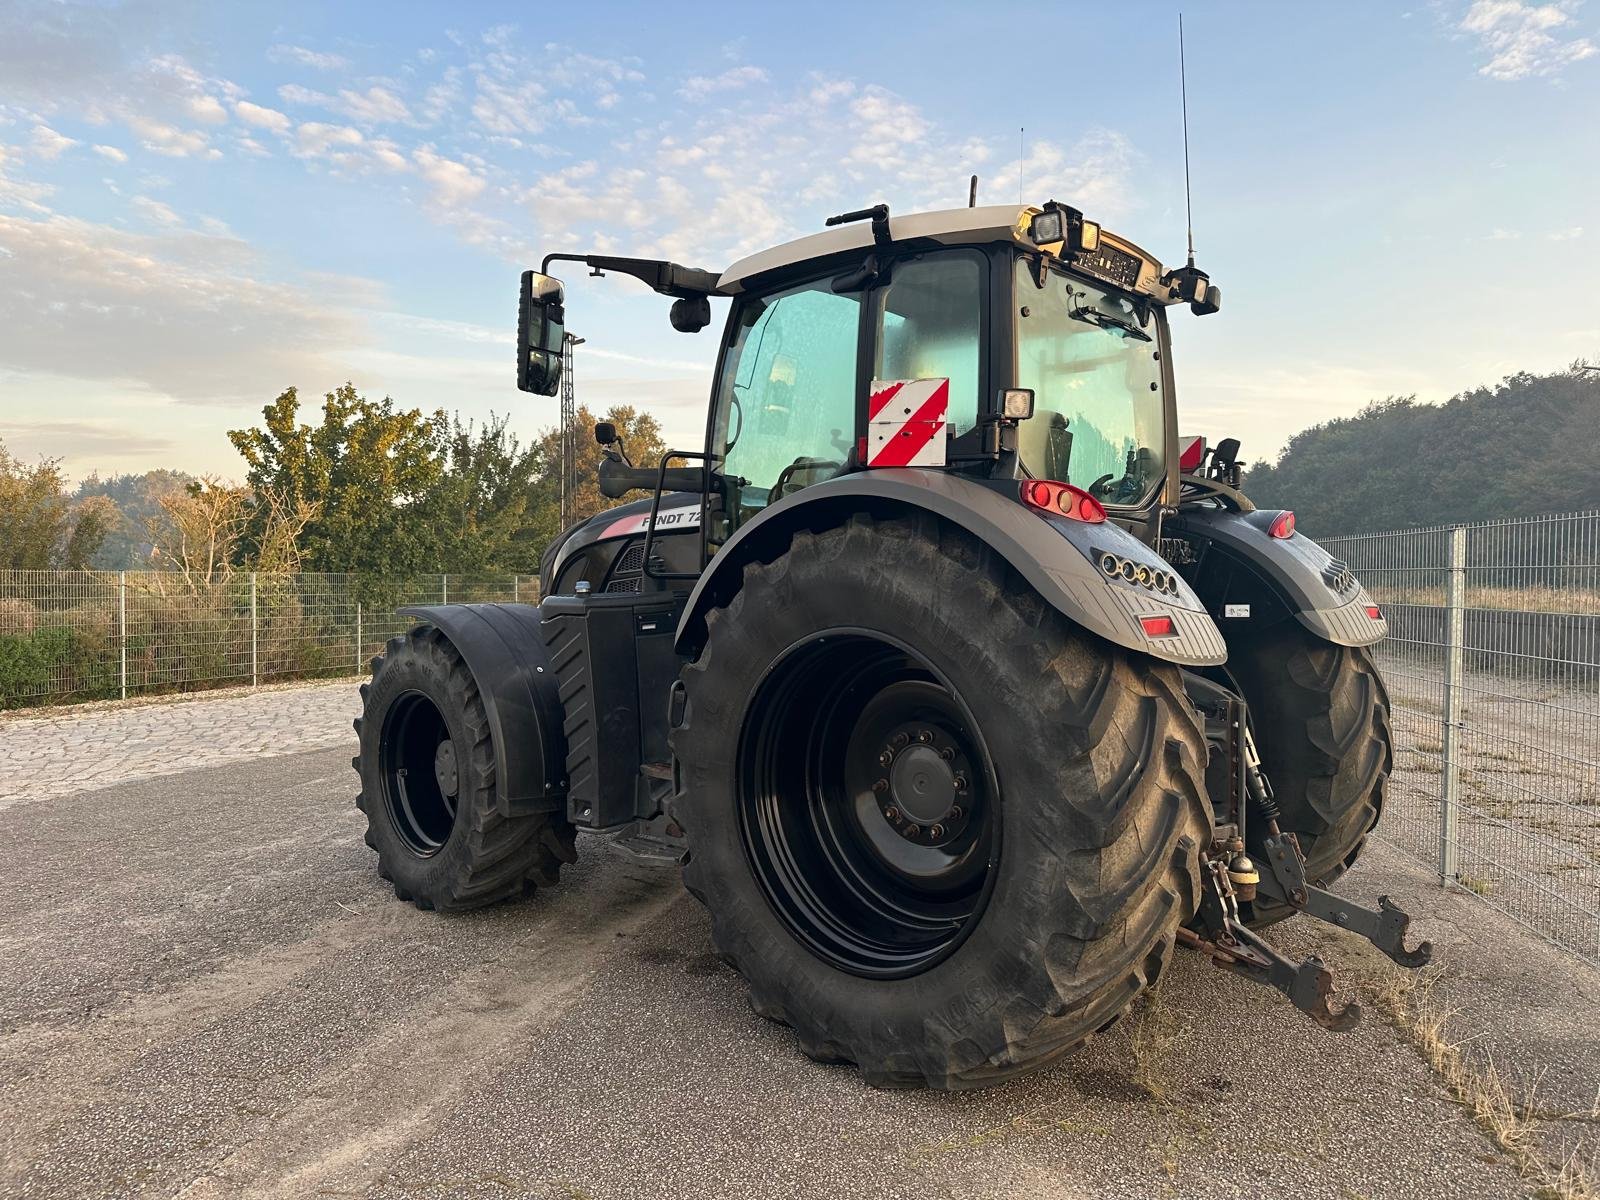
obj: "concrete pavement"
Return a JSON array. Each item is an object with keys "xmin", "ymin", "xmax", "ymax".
[{"xmin": 1, "ymin": 684, "xmax": 1594, "ymax": 1199}]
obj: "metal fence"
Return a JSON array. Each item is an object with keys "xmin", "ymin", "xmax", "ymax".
[
  {"xmin": 1323, "ymin": 511, "xmax": 1600, "ymax": 964},
  {"xmin": 0, "ymin": 571, "xmax": 535, "ymax": 710}
]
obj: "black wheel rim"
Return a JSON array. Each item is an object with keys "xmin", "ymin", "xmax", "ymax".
[
  {"xmin": 738, "ymin": 631, "xmax": 999, "ymax": 978},
  {"xmin": 379, "ymin": 690, "xmax": 459, "ymax": 857}
]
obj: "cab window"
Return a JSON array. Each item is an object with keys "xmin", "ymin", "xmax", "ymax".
[
  {"xmin": 712, "ymin": 279, "xmax": 860, "ymax": 538},
  {"xmin": 874, "ymin": 252, "xmax": 983, "ymax": 437}
]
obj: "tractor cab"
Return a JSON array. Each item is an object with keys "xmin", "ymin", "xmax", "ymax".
[{"xmin": 519, "ymin": 201, "xmax": 1225, "ymax": 593}]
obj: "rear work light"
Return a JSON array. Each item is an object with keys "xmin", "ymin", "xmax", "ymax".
[
  {"xmin": 1268, "ymin": 510, "xmax": 1297, "ymax": 539},
  {"xmin": 1020, "ymin": 480, "xmax": 1106, "ymax": 524},
  {"xmin": 1139, "ymin": 615, "xmax": 1177, "ymax": 638}
]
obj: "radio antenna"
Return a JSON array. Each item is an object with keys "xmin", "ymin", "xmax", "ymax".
[{"xmin": 1179, "ymin": 13, "xmax": 1196, "ymax": 268}]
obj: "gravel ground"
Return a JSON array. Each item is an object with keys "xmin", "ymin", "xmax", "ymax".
[{"xmin": 1, "ymin": 683, "xmax": 1595, "ymax": 1200}]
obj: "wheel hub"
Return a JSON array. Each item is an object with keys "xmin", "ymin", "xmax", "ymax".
[
  {"xmin": 889, "ymin": 744, "xmax": 954, "ymax": 824},
  {"xmin": 433, "ymin": 739, "xmax": 459, "ymax": 797},
  {"xmin": 872, "ymin": 722, "xmax": 973, "ymax": 847}
]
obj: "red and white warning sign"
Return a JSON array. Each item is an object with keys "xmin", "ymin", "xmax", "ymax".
[{"xmin": 867, "ymin": 378, "xmax": 949, "ymax": 468}]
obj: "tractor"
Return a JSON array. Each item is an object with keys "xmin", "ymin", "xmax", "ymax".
[{"xmin": 353, "ymin": 199, "xmax": 1429, "ymax": 1089}]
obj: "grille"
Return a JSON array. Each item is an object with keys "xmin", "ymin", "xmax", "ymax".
[
  {"xmin": 614, "ymin": 542, "xmax": 646, "ymax": 575},
  {"xmin": 605, "ymin": 576, "xmax": 642, "ymax": 594}
]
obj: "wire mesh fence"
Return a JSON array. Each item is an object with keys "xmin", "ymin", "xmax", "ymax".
[
  {"xmin": 1323, "ymin": 510, "xmax": 1600, "ymax": 964},
  {"xmin": 0, "ymin": 571, "xmax": 532, "ymax": 710}
]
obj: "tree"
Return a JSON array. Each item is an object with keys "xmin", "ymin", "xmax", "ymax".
[
  {"xmin": 524, "ymin": 404, "xmax": 668, "ymax": 551},
  {"xmin": 229, "ymin": 383, "xmax": 449, "ymax": 576},
  {"xmin": 1245, "ymin": 364, "xmax": 1600, "ymax": 534},
  {"xmin": 74, "ymin": 470, "xmax": 192, "ymax": 568},
  {"xmin": 145, "ymin": 477, "xmax": 319, "ymax": 594},
  {"xmin": 424, "ymin": 414, "xmax": 546, "ymax": 574},
  {"xmin": 0, "ymin": 440, "xmax": 116, "ymax": 570}
]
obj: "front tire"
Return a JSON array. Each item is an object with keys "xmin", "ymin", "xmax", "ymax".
[
  {"xmin": 671, "ymin": 514, "xmax": 1211, "ymax": 1089},
  {"xmin": 1225, "ymin": 622, "xmax": 1391, "ymax": 925},
  {"xmin": 354, "ymin": 624, "xmax": 577, "ymax": 911}
]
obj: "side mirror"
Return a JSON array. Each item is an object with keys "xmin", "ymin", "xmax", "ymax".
[
  {"xmin": 670, "ymin": 294, "xmax": 711, "ymax": 333},
  {"xmin": 594, "ymin": 421, "xmax": 618, "ymax": 446},
  {"xmin": 517, "ymin": 270, "xmax": 566, "ymax": 395}
]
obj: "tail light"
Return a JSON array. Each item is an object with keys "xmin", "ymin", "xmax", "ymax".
[
  {"xmin": 1139, "ymin": 615, "xmax": 1177, "ymax": 638},
  {"xmin": 1020, "ymin": 480, "xmax": 1106, "ymax": 524},
  {"xmin": 1365, "ymin": 604, "xmax": 1382, "ymax": 620},
  {"xmin": 1268, "ymin": 510, "xmax": 1296, "ymax": 539}
]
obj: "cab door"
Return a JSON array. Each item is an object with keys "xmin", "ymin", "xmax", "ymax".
[{"xmin": 707, "ymin": 276, "xmax": 864, "ymax": 544}]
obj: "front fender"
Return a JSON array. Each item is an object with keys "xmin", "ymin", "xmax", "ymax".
[
  {"xmin": 675, "ymin": 470, "xmax": 1227, "ymax": 667},
  {"xmin": 398, "ymin": 603, "xmax": 567, "ymax": 815},
  {"xmin": 1165, "ymin": 507, "xmax": 1388, "ymax": 647}
]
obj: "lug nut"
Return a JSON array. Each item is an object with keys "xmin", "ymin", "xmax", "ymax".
[
  {"xmin": 905, "ymin": 823, "xmax": 921, "ymax": 836},
  {"xmin": 892, "ymin": 732, "xmax": 910, "ymax": 749},
  {"xmin": 930, "ymin": 824, "xmax": 944, "ymax": 838},
  {"xmin": 878, "ymin": 750, "xmax": 893, "ymax": 767},
  {"xmin": 916, "ymin": 729, "xmax": 933, "ymax": 743},
  {"xmin": 939, "ymin": 746, "xmax": 955, "ymax": 761},
  {"xmin": 885, "ymin": 807, "xmax": 900, "ymax": 822},
  {"xmin": 872, "ymin": 778, "xmax": 888, "ymax": 793},
  {"xmin": 953, "ymin": 775, "xmax": 967, "ymax": 792},
  {"xmin": 951, "ymin": 805, "xmax": 963, "ymax": 819}
]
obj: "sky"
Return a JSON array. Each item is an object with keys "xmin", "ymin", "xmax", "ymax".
[{"xmin": 0, "ymin": 0, "xmax": 1596, "ymax": 482}]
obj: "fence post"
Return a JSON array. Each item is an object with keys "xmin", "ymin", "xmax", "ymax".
[
  {"xmin": 513, "ymin": 574, "xmax": 519, "ymax": 604},
  {"xmin": 1439, "ymin": 525, "xmax": 1466, "ymax": 885},
  {"xmin": 356, "ymin": 600, "xmax": 362, "ymax": 672},
  {"xmin": 119, "ymin": 571, "xmax": 127, "ymax": 700},
  {"xmin": 442, "ymin": 573, "xmax": 448, "ymax": 604},
  {"xmin": 250, "ymin": 572, "xmax": 259, "ymax": 690}
]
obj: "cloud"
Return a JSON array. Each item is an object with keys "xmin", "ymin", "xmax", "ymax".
[
  {"xmin": 125, "ymin": 113, "xmax": 215, "ymax": 158},
  {"xmin": 0, "ymin": 210, "xmax": 365, "ymax": 402},
  {"xmin": 30, "ymin": 124, "xmax": 78, "ymax": 159},
  {"xmin": 268, "ymin": 44, "xmax": 350, "ymax": 71},
  {"xmin": 335, "ymin": 85, "xmax": 410, "ymax": 124},
  {"xmin": 1549, "ymin": 225, "xmax": 1584, "ymax": 239},
  {"xmin": 278, "ymin": 82, "xmax": 333, "ymax": 107},
  {"xmin": 679, "ymin": 66, "xmax": 768, "ymax": 100},
  {"xmin": 519, "ymin": 77, "xmax": 1137, "ymax": 271},
  {"xmin": 234, "ymin": 100, "xmax": 291, "ymax": 134},
  {"xmin": 292, "ymin": 120, "xmax": 364, "ymax": 161},
  {"xmin": 414, "ymin": 146, "xmax": 486, "ymax": 206},
  {"xmin": 131, "ymin": 195, "xmax": 182, "ymax": 226},
  {"xmin": 92, "ymin": 144, "xmax": 128, "ymax": 163},
  {"xmin": 1459, "ymin": 0, "xmax": 1598, "ymax": 79},
  {"xmin": 1487, "ymin": 227, "xmax": 1524, "ymax": 239},
  {"xmin": 0, "ymin": 418, "xmax": 176, "ymax": 460}
]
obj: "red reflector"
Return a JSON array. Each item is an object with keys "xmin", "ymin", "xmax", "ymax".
[
  {"xmin": 1365, "ymin": 605, "xmax": 1382, "ymax": 620},
  {"xmin": 1178, "ymin": 435, "xmax": 1206, "ymax": 473},
  {"xmin": 1019, "ymin": 480, "xmax": 1106, "ymax": 524},
  {"xmin": 1268, "ymin": 510, "xmax": 1297, "ymax": 539},
  {"xmin": 1140, "ymin": 615, "xmax": 1177, "ymax": 638}
]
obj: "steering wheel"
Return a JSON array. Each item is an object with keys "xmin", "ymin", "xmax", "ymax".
[{"xmin": 768, "ymin": 457, "xmax": 844, "ymax": 505}]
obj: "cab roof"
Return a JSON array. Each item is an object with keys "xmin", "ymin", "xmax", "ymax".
[{"xmin": 717, "ymin": 203, "xmax": 1180, "ymax": 307}]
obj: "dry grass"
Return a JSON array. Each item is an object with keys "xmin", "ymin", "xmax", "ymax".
[
  {"xmin": 1127, "ymin": 978, "xmax": 1186, "ymax": 1104},
  {"xmin": 1368, "ymin": 584, "xmax": 1600, "ymax": 616},
  {"xmin": 1367, "ymin": 966, "xmax": 1596, "ymax": 1200}
]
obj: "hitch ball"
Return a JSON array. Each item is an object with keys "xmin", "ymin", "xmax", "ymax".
[{"xmin": 1227, "ymin": 853, "xmax": 1260, "ymax": 902}]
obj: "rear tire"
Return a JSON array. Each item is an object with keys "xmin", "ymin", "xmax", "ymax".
[
  {"xmin": 1225, "ymin": 621, "xmax": 1391, "ymax": 925},
  {"xmin": 670, "ymin": 513, "xmax": 1211, "ymax": 1089},
  {"xmin": 354, "ymin": 624, "xmax": 577, "ymax": 911}
]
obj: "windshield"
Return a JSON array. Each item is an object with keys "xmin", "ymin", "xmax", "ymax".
[{"xmin": 1013, "ymin": 258, "xmax": 1166, "ymax": 506}]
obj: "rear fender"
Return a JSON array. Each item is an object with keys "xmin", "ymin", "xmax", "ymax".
[
  {"xmin": 675, "ymin": 469, "xmax": 1227, "ymax": 667},
  {"xmin": 1165, "ymin": 507, "xmax": 1388, "ymax": 647},
  {"xmin": 398, "ymin": 603, "xmax": 566, "ymax": 815}
]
